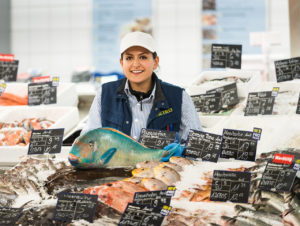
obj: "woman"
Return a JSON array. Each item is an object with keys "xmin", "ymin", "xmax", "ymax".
[{"xmin": 81, "ymin": 31, "xmax": 202, "ymax": 143}]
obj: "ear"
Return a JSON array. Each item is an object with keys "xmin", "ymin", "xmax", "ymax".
[
  {"xmin": 153, "ymin": 56, "xmax": 159, "ymax": 70},
  {"xmin": 120, "ymin": 58, "xmax": 123, "ymax": 67}
]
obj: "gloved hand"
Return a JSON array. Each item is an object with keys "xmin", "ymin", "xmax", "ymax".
[{"xmin": 161, "ymin": 142, "xmax": 185, "ymax": 162}]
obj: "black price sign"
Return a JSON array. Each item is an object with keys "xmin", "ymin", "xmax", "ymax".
[
  {"xmin": 133, "ymin": 187, "xmax": 175, "ymax": 208},
  {"xmin": 0, "ymin": 60, "xmax": 19, "ymax": 82},
  {"xmin": 211, "ymin": 44, "xmax": 242, "ymax": 69},
  {"xmin": 221, "ymin": 129, "xmax": 257, "ymax": 161},
  {"xmin": 139, "ymin": 129, "xmax": 176, "ymax": 149},
  {"xmin": 210, "ymin": 170, "xmax": 251, "ymax": 203},
  {"xmin": 0, "ymin": 207, "xmax": 23, "ymax": 225},
  {"xmin": 207, "ymin": 83, "xmax": 239, "ymax": 109},
  {"xmin": 191, "ymin": 93, "xmax": 222, "ymax": 113},
  {"xmin": 28, "ymin": 129, "xmax": 64, "ymax": 155},
  {"xmin": 244, "ymin": 91, "xmax": 275, "ymax": 116},
  {"xmin": 28, "ymin": 81, "xmax": 57, "ymax": 105},
  {"xmin": 275, "ymin": 57, "xmax": 300, "ymax": 82},
  {"xmin": 53, "ymin": 193, "xmax": 98, "ymax": 223},
  {"xmin": 297, "ymin": 94, "xmax": 300, "ymax": 114},
  {"xmin": 259, "ymin": 162, "xmax": 297, "ymax": 192},
  {"xmin": 118, "ymin": 203, "xmax": 169, "ymax": 226},
  {"xmin": 183, "ymin": 130, "xmax": 222, "ymax": 162}
]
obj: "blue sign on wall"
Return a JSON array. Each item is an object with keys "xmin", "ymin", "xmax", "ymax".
[{"xmin": 93, "ymin": 0, "xmax": 152, "ymax": 73}]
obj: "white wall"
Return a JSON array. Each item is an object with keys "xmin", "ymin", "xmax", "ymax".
[
  {"xmin": 153, "ymin": 0, "xmax": 201, "ymax": 87},
  {"xmin": 10, "ymin": 0, "xmax": 291, "ymax": 84},
  {"xmin": 11, "ymin": 0, "xmax": 92, "ymax": 82}
]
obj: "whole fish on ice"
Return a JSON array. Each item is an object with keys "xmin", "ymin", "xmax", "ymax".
[{"xmin": 68, "ymin": 128, "xmax": 179, "ymax": 168}]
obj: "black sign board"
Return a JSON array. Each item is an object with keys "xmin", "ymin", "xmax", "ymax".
[
  {"xmin": 259, "ymin": 162, "xmax": 297, "ymax": 192},
  {"xmin": 244, "ymin": 91, "xmax": 275, "ymax": 116},
  {"xmin": 211, "ymin": 44, "xmax": 242, "ymax": 69},
  {"xmin": 133, "ymin": 188, "xmax": 175, "ymax": 208},
  {"xmin": 0, "ymin": 60, "xmax": 19, "ymax": 82},
  {"xmin": 0, "ymin": 207, "xmax": 23, "ymax": 225},
  {"xmin": 191, "ymin": 93, "xmax": 222, "ymax": 113},
  {"xmin": 28, "ymin": 129, "xmax": 64, "ymax": 155},
  {"xmin": 207, "ymin": 83, "xmax": 239, "ymax": 109},
  {"xmin": 118, "ymin": 203, "xmax": 168, "ymax": 226},
  {"xmin": 139, "ymin": 129, "xmax": 176, "ymax": 149},
  {"xmin": 53, "ymin": 192, "xmax": 98, "ymax": 223},
  {"xmin": 28, "ymin": 81, "xmax": 57, "ymax": 105},
  {"xmin": 210, "ymin": 170, "xmax": 251, "ymax": 203},
  {"xmin": 220, "ymin": 129, "xmax": 257, "ymax": 161},
  {"xmin": 297, "ymin": 94, "xmax": 300, "ymax": 114},
  {"xmin": 275, "ymin": 57, "xmax": 300, "ymax": 82},
  {"xmin": 183, "ymin": 130, "xmax": 222, "ymax": 162}
]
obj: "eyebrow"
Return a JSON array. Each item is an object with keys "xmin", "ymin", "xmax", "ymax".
[{"xmin": 124, "ymin": 52, "xmax": 149, "ymax": 56}]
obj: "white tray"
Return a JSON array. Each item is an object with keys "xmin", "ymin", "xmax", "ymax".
[
  {"xmin": 0, "ymin": 106, "xmax": 79, "ymax": 166},
  {"xmin": 0, "ymin": 82, "xmax": 78, "ymax": 107}
]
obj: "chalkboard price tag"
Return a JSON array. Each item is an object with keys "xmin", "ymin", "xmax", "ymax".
[
  {"xmin": 28, "ymin": 81, "xmax": 57, "ymax": 105},
  {"xmin": 133, "ymin": 187, "xmax": 175, "ymax": 208},
  {"xmin": 118, "ymin": 203, "xmax": 167, "ymax": 226},
  {"xmin": 53, "ymin": 192, "xmax": 98, "ymax": 223},
  {"xmin": 183, "ymin": 130, "xmax": 222, "ymax": 162},
  {"xmin": 275, "ymin": 57, "xmax": 300, "ymax": 82},
  {"xmin": 220, "ymin": 129, "xmax": 257, "ymax": 161},
  {"xmin": 191, "ymin": 93, "xmax": 222, "ymax": 113},
  {"xmin": 207, "ymin": 83, "xmax": 239, "ymax": 109},
  {"xmin": 297, "ymin": 94, "xmax": 300, "ymax": 114},
  {"xmin": 244, "ymin": 91, "xmax": 275, "ymax": 116},
  {"xmin": 139, "ymin": 128, "xmax": 176, "ymax": 149},
  {"xmin": 0, "ymin": 60, "xmax": 19, "ymax": 82},
  {"xmin": 259, "ymin": 161, "xmax": 297, "ymax": 192},
  {"xmin": 28, "ymin": 128, "xmax": 64, "ymax": 155},
  {"xmin": 0, "ymin": 80, "xmax": 6, "ymax": 96},
  {"xmin": 0, "ymin": 207, "xmax": 23, "ymax": 225},
  {"xmin": 211, "ymin": 44, "xmax": 242, "ymax": 69},
  {"xmin": 210, "ymin": 170, "xmax": 251, "ymax": 203}
]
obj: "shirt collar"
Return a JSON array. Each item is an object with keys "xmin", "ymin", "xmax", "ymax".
[{"xmin": 124, "ymin": 80, "xmax": 156, "ymax": 101}]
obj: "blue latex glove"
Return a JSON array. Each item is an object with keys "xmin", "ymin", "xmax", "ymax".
[{"xmin": 161, "ymin": 142, "xmax": 185, "ymax": 162}]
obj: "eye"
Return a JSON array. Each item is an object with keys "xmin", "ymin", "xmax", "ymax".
[
  {"xmin": 89, "ymin": 141, "xmax": 94, "ymax": 148},
  {"xmin": 125, "ymin": 56, "xmax": 133, "ymax": 60},
  {"xmin": 140, "ymin": 55, "xmax": 147, "ymax": 60}
]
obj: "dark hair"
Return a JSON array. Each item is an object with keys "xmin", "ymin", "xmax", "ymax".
[{"xmin": 121, "ymin": 51, "xmax": 157, "ymax": 60}]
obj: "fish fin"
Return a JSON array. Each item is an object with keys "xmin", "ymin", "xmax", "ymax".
[{"xmin": 100, "ymin": 148, "xmax": 117, "ymax": 165}]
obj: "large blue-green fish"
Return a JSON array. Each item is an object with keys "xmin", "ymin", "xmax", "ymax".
[{"xmin": 68, "ymin": 127, "xmax": 179, "ymax": 168}]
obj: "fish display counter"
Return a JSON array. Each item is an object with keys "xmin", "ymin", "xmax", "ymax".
[
  {"xmin": 1, "ymin": 71, "xmax": 300, "ymax": 225},
  {"xmin": 0, "ymin": 106, "xmax": 79, "ymax": 167}
]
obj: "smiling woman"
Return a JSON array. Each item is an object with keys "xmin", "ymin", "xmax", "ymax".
[{"xmin": 81, "ymin": 31, "xmax": 202, "ymax": 143}]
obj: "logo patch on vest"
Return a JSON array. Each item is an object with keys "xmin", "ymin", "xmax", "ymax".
[{"xmin": 158, "ymin": 108, "xmax": 173, "ymax": 116}]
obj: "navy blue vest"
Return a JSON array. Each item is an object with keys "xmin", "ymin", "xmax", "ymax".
[{"xmin": 101, "ymin": 75, "xmax": 183, "ymax": 136}]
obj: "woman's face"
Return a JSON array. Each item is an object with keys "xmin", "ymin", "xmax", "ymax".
[{"xmin": 120, "ymin": 46, "xmax": 159, "ymax": 92}]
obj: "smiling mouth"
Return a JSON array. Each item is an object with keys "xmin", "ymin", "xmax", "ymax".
[{"xmin": 131, "ymin": 70, "xmax": 144, "ymax": 74}]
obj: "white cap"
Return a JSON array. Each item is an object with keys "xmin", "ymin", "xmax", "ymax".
[{"xmin": 120, "ymin": 31, "xmax": 157, "ymax": 54}]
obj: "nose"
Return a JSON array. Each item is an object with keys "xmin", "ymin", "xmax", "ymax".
[{"xmin": 132, "ymin": 58, "xmax": 141, "ymax": 66}]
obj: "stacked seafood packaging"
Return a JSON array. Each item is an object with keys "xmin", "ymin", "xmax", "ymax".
[{"xmin": 1, "ymin": 70, "xmax": 300, "ymax": 226}]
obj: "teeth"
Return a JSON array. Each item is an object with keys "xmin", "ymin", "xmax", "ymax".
[{"xmin": 132, "ymin": 70, "xmax": 143, "ymax": 73}]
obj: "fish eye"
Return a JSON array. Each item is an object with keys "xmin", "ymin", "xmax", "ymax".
[{"xmin": 89, "ymin": 141, "xmax": 94, "ymax": 148}]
